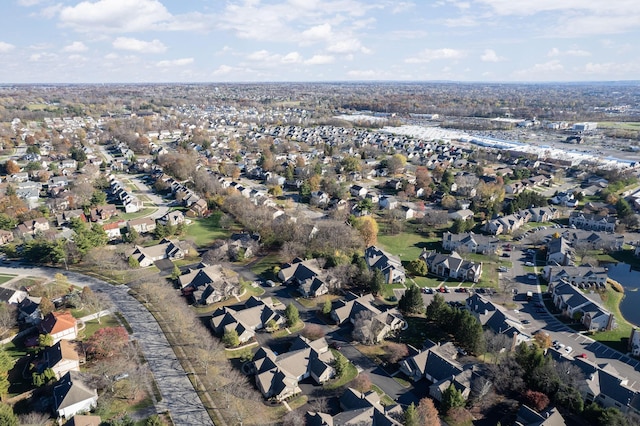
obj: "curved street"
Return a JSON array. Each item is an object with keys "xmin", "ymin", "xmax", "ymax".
[{"xmin": 0, "ymin": 264, "xmax": 214, "ymax": 426}]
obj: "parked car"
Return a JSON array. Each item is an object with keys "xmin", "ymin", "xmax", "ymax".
[
  {"xmin": 525, "ymin": 261, "xmax": 535, "ymax": 267},
  {"xmin": 498, "ymin": 266, "xmax": 508, "ymax": 272},
  {"xmin": 577, "ymin": 353, "xmax": 588, "ymax": 359},
  {"xmin": 564, "ymin": 346, "xmax": 573, "ymax": 354},
  {"xmin": 330, "ymin": 342, "xmax": 341, "ymax": 350}
]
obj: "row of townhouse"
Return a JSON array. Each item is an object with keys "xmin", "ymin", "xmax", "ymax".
[
  {"xmin": 504, "ymin": 174, "xmax": 552, "ymax": 195},
  {"xmin": 569, "ymin": 212, "xmax": 618, "ymax": 232},
  {"xmin": 484, "ymin": 206, "xmax": 559, "ymax": 235},
  {"xmin": 109, "ymin": 176, "xmax": 143, "ymax": 213},
  {"xmin": 442, "ymin": 231, "xmax": 500, "ymax": 254},
  {"xmin": 549, "ymin": 280, "xmax": 615, "ymax": 331},
  {"xmin": 420, "ymin": 250, "xmax": 483, "ymax": 283}
]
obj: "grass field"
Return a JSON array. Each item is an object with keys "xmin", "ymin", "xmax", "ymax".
[
  {"xmin": 378, "ymin": 232, "xmax": 439, "ymax": 261},
  {"xmin": 0, "ymin": 274, "xmax": 16, "ymax": 285},
  {"xmin": 185, "ymin": 212, "xmax": 232, "ymax": 247},
  {"xmin": 80, "ymin": 314, "xmax": 122, "ymax": 340},
  {"xmin": 598, "ymin": 122, "xmax": 640, "ymax": 130},
  {"xmin": 249, "ymin": 253, "xmax": 281, "ymax": 280},
  {"xmin": 116, "ymin": 208, "xmax": 157, "ymax": 221},
  {"xmin": 592, "ymin": 285, "xmax": 632, "ymax": 352}
]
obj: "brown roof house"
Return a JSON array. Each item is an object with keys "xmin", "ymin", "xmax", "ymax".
[
  {"xmin": 31, "ymin": 340, "xmax": 81, "ymax": 379},
  {"xmin": 130, "ymin": 238, "xmax": 186, "ymax": 267},
  {"xmin": 364, "ymin": 245, "xmax": 406, "ymax": 284},
  {"xmin": 307, "ymin": 387, "xmax": 403, "ymax": 426},
  {"xmin": 252, "ymin": 336, "xmax": 335, "ymax": 401},
  {"xmin": 278, "ymin": 258, "xmax": 329, "ymax": 298},
  {"xmin": 39, "ymin": 311, "xmax": 78, "ymax": 344}
]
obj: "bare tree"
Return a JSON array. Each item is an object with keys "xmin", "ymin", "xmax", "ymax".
[
  {"xmin": 0, "ymin": 303, "xmax": 16, "ymax": 338},
  {"xmin": 352, "ymin": 310, "xmax": 377, "ymax": 345},
  {"xmin": 469, "ymin": 376, "xmax": 494, "ymax": 409},
  {"xmin": 18, "ymin": 411, "xmax": 51, "ymax": 426},
  {"xmin": 282, "ymin": 410, "xmax": 306, "ymax": 426}
]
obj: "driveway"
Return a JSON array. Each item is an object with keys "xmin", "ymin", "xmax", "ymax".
[{"xmin": 0, "ymin": 264, "xmax": 214, "ymax": 426}]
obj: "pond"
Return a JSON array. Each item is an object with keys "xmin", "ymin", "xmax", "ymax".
[{"xmin": 606, "ymin": 262, "xmax": 640, "ymax": 327}]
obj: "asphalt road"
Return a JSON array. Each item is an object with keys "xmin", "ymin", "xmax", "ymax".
[{"xmin": 0, "ymin": 264, "xmax": 214, "ymax": 426}]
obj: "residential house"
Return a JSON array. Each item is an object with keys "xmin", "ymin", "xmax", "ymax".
[
  {"xmin": 310, "ymin": 191, "xmax": 330, "ymax": 207},
  {"xmin": 53, "ymin": 371, "xmax": 98, "ymax": 419},
  {"xmin": 32, "ymin": 340, "xmax": 81, "ymax": 379},
  {"xmin": 420, "ymin": 250, "xmax": 483, "ymax": 283},
  {"xmin": 629, "ymin": 328, "xmax": 640, "ymax": 357},
  {"xmin": 399, "ymin": 340, "xmax": 477, "ymax": 404},
  {"xmin": 546, "ymin": 237, "xmax": 573, "ymax": 266},
  {"xmin": 66, "ymin": 415, "xmax": 102, "ymax": 426},
  {"xmin": 442, "ymin": 231, "xmax": 499, "ymax": 254},
  {"xmin": 127, "ymin": 217, "xmax": 156, "ymax": 234},
  {"xmin": 542, "ymin": 265, "xmax": 607, "ymax": 289},
  {"xmin": 18, "ymin": 297, "xmax": 41, "ymax": 325},
  {"xmin": 330, "ymin": 292, "xmax": 405, "ymax": 342},
  {"xmin": 569, "ymin": 212, "xmax": 617, "ymax": 232},
  {"xmin": 466, "ymin": 293, "xmax": 529, "ymax": 350},
  {"xmin": 130, "ymin": 238, "xmax": 186, "ymax": 267},
  {"xmin": 448, "ymin": 209, "xmax": 474, "ymax": 221},
  {"xmin": 179, "ymin": 264, "xmax": 240, "ymax": 305},
  {"xmin": 252, "ymin": 336, "xmax": 335, "ymax": 401},
  {"xmin": 277, "ymin": 257, "xmax": 329, "ymax": 298},
  {"xmin": 515, "ymin": 405, "xmax": 566, "ymax": 426},
  {"xmin": 0, "ymin": 287, "xmax": 27, "ymax": 304},
  {"xmin": 550, "ymin": 281, "xmax": 615, "ymax": 331},
  {"xmin": 379, "ymin": 195, "xmax": 398, "ymax": 210},
  {"xmin": 306, "ymin": 387, "xmax": 403, "ymax": 426},
  {"xmin": 364, "ymin": 245, "xmax": 406, "ymax": 284},
  {"xmin": 156, "ymin": 210, "xmax": 186, "ymax": 227},
  {"xmin": 189, "ymin": 198, "xmax": 208, "ymax": 217},
  {"xmin": 484, "ymin": 213, "xmax": 525, "ymax": 235},
  {"xmin": 211, "ymin": 296, "xmax": 284, "ymax": 343},
  {"xmin": 349, "ymin": 185, "xmax": 367, "ymax": 199},
  {"xmin": 39, "ymin": 311, "xmax": 78, "ymax": 344},
  {"xmin": 55, "ymin": 209, "xmax": 86, "ymax": 227},
  {"xmin": 0, "ymin": 230, "xmax": 14, "ymax": 245},
  {"xmin": 89, "ymin": 204, "xmax": 118, "ymax": 222},
  {"xmin": 102, "ymin": 222, "xmax": 124, "ymax": 241},
  {"xmin": 15, "ymin": 217, "xmax": 50, "ymax": 238}
]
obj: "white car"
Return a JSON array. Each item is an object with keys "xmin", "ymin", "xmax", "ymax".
[
  {"xmin": 564, "ymin": 346, "xmax": 573, "ymax": 354},
  {"xmin": 525, "ymin": 261, "xmax": 535, "ymax": 267}
]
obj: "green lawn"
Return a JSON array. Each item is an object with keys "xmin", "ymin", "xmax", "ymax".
[
  {"xmin": 412, "ymin": 275, "xmax": 445, "ymax": 288},
  {"xmin": 0, "ymin": 274, "xmax": 16, "ymax": 285},
  {"xmin": 592, "ymin": 285, "xmax": 633, "ymax": 352},
  {"xmin": 80, "ymin": 314, "xmax": 122, "ymax": 340},
  {"xmin": 117, "ymin": 208, "xmax": 157, "ymax": 221},
  {"xmin": 398, "ymin": 316, "xmax": 449, "ymax": 348},
  {"xmin": 249, "ymin": 253, "xmax": 281, "ymax": 280},
  {"xmin": 324, "ymin": 359, "xmax": 358, "ymax": 390},
  {"xmin": 185, "ymin": 212, "xmax": 232, "ymax": 247},
  {"xmin": 598, "ymin": 121, "xmax": 640, "ymax": 130},
  {"xmin": 378, "ymin": 233, "xmax": 439, "ymax": 262}
]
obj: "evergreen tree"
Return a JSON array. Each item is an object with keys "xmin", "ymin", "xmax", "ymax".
[
  {"xmin": 426, "ymin": 293, "xmax": 448, "ymax": 322},
  {"xmin": 0, "ymin": 403, "xmax": 18, "ymax": 426},
  {"xmin": 399, "ymin": 285, "xmax": 425, "ymax": 314},
  {"xmin": 441, "ymin": 384, "xmax": 466, "ymax": 412},
  {"xmin": 322, "ymin": 299, "xmax": 332, "ymax": 315},
  {"xmin": 370, "ymin": 269, "xmax": 384, "ymax": 296},
  {"xmin": 285, "ymin": 303, "xmax": 299, "ymax": 327},
  {"xmin": 222, "ymin": 329, "xmax": 240, "ymax": 347},
  {"xmin": 403, "ymin": 402, "xmax": 418, "ymax": 426}
]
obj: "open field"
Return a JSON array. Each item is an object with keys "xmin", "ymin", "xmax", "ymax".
[
  {"xmin": 185, "ymin": 212, "xmax": 232, "ymax": 247},
  {"xmin": 598, "ymin": 122, "xmax": 640, "ymax": 131}
]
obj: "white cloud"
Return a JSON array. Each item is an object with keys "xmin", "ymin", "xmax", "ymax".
[
  {"xmin": 388, "ymin": 30, "xmax": 428, "ymax": 40},
  {"xmin": 112, "ymin": 37, "xmax": 167, "ymax": 54},
  {"xmin": 29, "ymin": 52, "xmax": 57, "ymax": 62},
  {"xmin": 59, "ymin": 0, "xmax": 172, "ymax": 33},
  {"xmin": 302, "ymin": 23, "xmax": 333, "ymax": 42},
  {"xmin": 212, "ymin": 65, "xmax": 235, "ymax": 76},
  {"xmin": 327, "ymin": 38, "xmax": 370, "ymax": 54},
  {"xmin": 390, "ymin": 2, "xmax": 415, "ymax": 14},
  {"xmin": 548, "ymin": 47, "xmax": 591, "ymax": 57},
  {"xmin": 0, "ymin": 42, "xmax": 15, "ymax": 53},
  {"xmin": 444, "ymin": 16, "xmax": 478, "ymax": 27},
  {"xmin": 156, "ymin": 58, "xmax": 194, "ymax": 67},
  {"xmin": 18, "ymin": 0, "xmax": 43, "ymax": 6},
  {"xmin": 480, "ymin": 49, "xmax": 505, "ymax": 62},
  {"xmin": 514, "ymin": 60, "xmax": 565, "ymax": 79},
  {"xmin": 583, "ymin": 62, "xmax": 639, "ymax": 76},
  {"xmin": 405, "ymin": 48, "xmax": 466, "ymax": 63},
  {"xmin": 282, "ymin": 52, "xmax": 302, "ymax": 64},
  {"xmin": 63, "ymin": 41, "xmax": 88, "ymax": 53},
  {"xmin": 305, "ymin": 55, "xmax": 335, "ymax": 65},
  {"xmin": 347, "ymin": 69, "xmax": 378, "ymax": 78},
  {"xmin": 104, "ymin": 53, "xmax": 119, "ymax": 60}
]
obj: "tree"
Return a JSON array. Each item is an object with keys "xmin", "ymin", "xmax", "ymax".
[
  {"xmin": 387, "ymin": 153, "xmax": 407, "ymax": 175},
  {"xmin": 145, "ymin": 415, "xmax": 166, "ymax": 426},
  {"xmin": 352, "ymin": 310, "xmax": 377, "ymax": 345},
  {"xmin": 0, "ymin": 303, "xmax": 16, "ymax": 338},
  {"xmin": 416, "ymin": 397, "xmax": 439, "ymax": 426},
  {"xmin": 90, "ymin": 190, "xmax": 107, "ymax": 206},
  {"xmin": 351, "ymin": 373, "xmax": 372, "ymax": 393},
  {"xmin": 39, "ymin": 297, "xmax": 54, "ymax": 316},
  {"xmin": 370, "ymin": 269, "xmax": 384, "ymax": 296},
  {"xmin": 38, "ymin": 333, "xmax": 53, "ymax": 348},
  {"xmin": 0, "ymin": 350, "xmax": 13, "ymax": 400},
  {"xmin": 32, "ymin": 368, "xmax": 56, "ymax": 387},
  {"xmin": 333, "ymin": 352, "xmax": 349, "ymax": 378},
  {"xmin": 128, "ymin": 256, "xmax": 140, "ymax": 268},
  {"xmin": 426, "ymin": 293, "xmax": 447, "ymax": 322},
  {"xmin": 441, "ymin": 194, "xmax": 457, "ymax": 209},
  {"xmin": 524, "ymin": 389, "xmax": 550, "ymax": 412},
  {"xmin": 222, "ymin": 329, "xmax": 240, "ymax": 348},
  {"xmin": 616, "ymin": 198, "xmax": 633, "ymax": 218},
  {"xmin": 441, "ymin": 383, "xmax": 466, "ymax": 413},
  {"xmin": 533, "ymin": 331, "xmax": 552, "ymax": 350},
  {"xmin": 0, "ymin": 403, "xmax": 18, "ymax": 426},
  {"xmin": 386, "ymin": 342, "xmax": 409, "ymax": 364},
  {"xmin": 353, "ymin": 216, "xmax": 379, "ymax": 246},
  {"xmin": 265, "ymin": 319, "xmax": 279, "ymax": 332},
  {"xmin": 398, "ymin": 285, "xmax": 425, "ymax": 314},
  {"xmin": 285, "ymin": 303, "xmax": 299, "ymax": 327},
  {"xmin": 408, "ymin": 258, "xmax": 428, "ymax": 277},
  {"xmin": 322, "ymin": 298, "xmax": 332, "ymax": 315},
  {"xmin": 404, "ymin": 402, "xmax": 418, "ymax": 426},
  {"xmin": 86, "ymin": 327, "xmax": 129, "ymax": 359},
  {"xmin": 4, "ymin": 160, "xmax": 19, "ymax": 175}
]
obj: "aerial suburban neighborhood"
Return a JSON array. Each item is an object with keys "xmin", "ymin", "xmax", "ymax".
[{"xmin": 0, "ymin": 81, "xmax": 638, "ymax": 426}]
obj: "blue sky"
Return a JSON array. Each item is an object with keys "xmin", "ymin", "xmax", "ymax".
[{"xmin": 1, "ymin": 0, "xmax": 639, "ymax": 83}]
